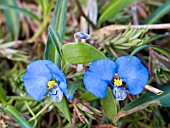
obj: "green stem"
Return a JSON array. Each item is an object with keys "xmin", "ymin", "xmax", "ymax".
[
  {"xmin": 31, "ymin": 0, "xmax": 55, "ymax": 40},
  {"xmin": 24, "ymin": 101, "xmax": 35, "ymax": 116},
  {"xmin": 8, "ymin": 96, "xmax": 34, "ymax": 101},
  {"xmin": 24, "ymin": 101, "xmax": 38, "ymax": 127},
  {"xmin": 28, "ymin": 101, "xmax": 52, "ymax": 122}
]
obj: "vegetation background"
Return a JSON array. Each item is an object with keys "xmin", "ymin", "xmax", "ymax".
[{"xmin": 0, "ymin": 0, "xmax": 170, "ymax": 127}]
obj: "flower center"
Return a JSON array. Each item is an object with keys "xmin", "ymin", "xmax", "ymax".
[
  {"xmin": 114, "ymin": 78, "xmax": 122, "ymax": 86},
  {"xmin": 48, "ymin": 80, "xmax": 57, "ymax": 89},
  {"xmin": 112, "ymin": 74, "xmax": 123, "ymax": 86}
]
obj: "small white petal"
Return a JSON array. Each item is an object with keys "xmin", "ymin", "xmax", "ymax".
[
  {"xmin": 74, "ymin": 32, "xmax": 91, "ymax": 40},
  {"xmin": 49, "ymin": 85, "xmax": 63, "ymax": 102},
  {"xmin": 113, "ymin": 86, "xmax": 127, "ymax": 101}
]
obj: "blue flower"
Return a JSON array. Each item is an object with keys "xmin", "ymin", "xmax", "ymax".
[
  {"xmin": 83, "ymin": 56, "xmax": 149, "ymax": 101},
  {"xmin": 22, "ymin": 60, "xmax": 73, "ymax": 102}
]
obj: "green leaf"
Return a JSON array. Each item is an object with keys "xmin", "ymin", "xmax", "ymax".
[
  {"xmin": 1, "ymin": 0, "xmax": 20, "ymax": 40},
  {"xmin": 100, "ymin": 88, "xmax": 117, "ymax": 121},
  {"xmin": 39, "ymin": 0, "xmax": 48, "ymax": 14},
  {"xmin": 98, "ymin": 0, "xmax": 136, "ymax": 24},
  {"xmin": 45, "ymin": 37, "xmax": 60, "ymax": 65},
  {"xmin": 130, "ymin": 45, "xmax": 170, "ymax": 58},
  {"xmin": 0, "ymin": 4, "xmax": 41, "ymax": 23},
  {"xmin": 53, "ymin": 97, "xmax": 71, "ymax": 122},
  {"xmin": 48, "ymin": 25, "xmax": 63, "ymax": 57},
  {"xmin": 143, "ymin": 0, "xmax": 170, "ymax": 24},
  {"xmin": 62, "ymin": 42, "xmax": 106, "ymax": 64},
  {"xmin": 79, "ymin": 91, "xmax": 98, "ymax": 101},
  {"xmin": 146, "ymin": 33, "xmax": 170, "ymax": 43},
  {"xmin": 151, "ymin": 46, "xmax": 170, "ymax": 58},
  {"xmin": 67, "ymin": 80, "xmax": 82, "ymax": 98},
  {"xmin": 0, "ymin": 84, "xmax": 7, "ymax": 104},
  {"xmin": 44, "ymin": 0, "xmax": 68, "ymax": 66},
  {"xmin": 113, "ymin": 85, "xmax": 170, "ymax": 122},
  {"xmin": 50, "ymin": 0, "xmax": 68, "ymax": 40},
  {"xmin": 4, "ymin": 105, "xmax": 32, "ymax": 128}
]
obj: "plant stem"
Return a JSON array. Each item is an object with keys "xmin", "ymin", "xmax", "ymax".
[
  {"xmin": 92, "ymin": 23, "xmax": 170, "ymax": 40},
  {"xmin": 28, "ymin": 101, "xmax": 52, "ymax": 122},
  {"xmin": 8, "ymin": 96, "xmax": 34, "ymax": 101}
]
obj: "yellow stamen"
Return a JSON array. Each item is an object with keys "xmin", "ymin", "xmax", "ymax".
[
  {"xmin": 114, "ymin": 78, "xmax": 122, "ymax": 86},
  {"xmin": 48, "ymin": 81, "xmax": 57, "ymax": 89}
]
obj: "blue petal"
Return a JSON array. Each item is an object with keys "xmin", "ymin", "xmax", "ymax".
[
  {"xmin": 75, "ymin": 32, "xmax": 91, "ymax": 39},
  {"xmin": 116, "ymin": 56, "xmax": 149, "ymax": 95},
  {"xmin": 83, "ymin": 59, "xmax": 116, "ymax": 98},
  {"xmin": 46, "ymin": 63, "xmax": 73, "ymax": 100},
  {"xmin": 49, "ymin": 85, "xmax": 63, "ymax": 102},
  {"xmin": 113, "ymin": 86, "xmax": 127, "ymax": 101},
  {"xmin": 22, "ymin": 60, "xmax": 53, "ymax": 101}
]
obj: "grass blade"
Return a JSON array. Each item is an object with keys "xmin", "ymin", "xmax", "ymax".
[
  {"xmin": 113, "ymin": 85, "xmax": 170, "ymax": 122},
  {"xmin": 48, "ymin": 25, "xmax": 63, "ymax": 57},
  {"xmin": 0, "ymin": 4, "xmax": 41, "ymax": 23},
  {"xmin": 44, "ymin": 0, "xmax": 68, "ymax": 66},
  {"xmin": 4, "ymin": 105, "xmax": 32, "ymax": 128},
  {"xmin": 1, "ymin": 0, "xmax": 20, "ymax": 40},
  {"xmin": 98, "ymin": 0, "xmax": 136, "ymax": 25},
  {"xmin": 130, "ymin": 45, "xmax": 170, "ymax": 58},
  {"xmin": 0, "ymin": 84, "xmax": 7, "ymax": 104},
  {"xmin": 143, "ymin": 0, "xmax": 170, "ymax": 24}
]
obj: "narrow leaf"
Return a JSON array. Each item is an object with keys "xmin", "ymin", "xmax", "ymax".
[
  {"xmin": 130, "ymin": 45, "xmax": 170, "ymax": 58},
  {"xmin": 0, "ymin": 84, "xmax": 7, "ymax": 104},
  {"xmin": 62, "ymin": 42, "xmax": 106, "ymax": 64},
  {"xmin": 39, "ymin": 0, "xmax": 48, "ymax": 13},
  {"xmin": 143, "ymin": 0, "xmax": 170, "ymax": 24},
  {"xmin": 79, "ymin": 91, "xmax": 98, "ymax": 101},
  {"xmin": 100, "ymin": 88, "xmax": 117, "ymax": 120},
  {"xmin": 98, "ymin": 0, "xmax": 136, "ymax": 24},
  {"xmin": 53, "ymin": 97, "xmax": 72, "ymax": 122},
  {"xmin": 48, "ymin": 25, "xmax": 63, "ymax": 57},
  {"xmin": 146, "ymin": 33, "xmax": 170, "ymax": 43},
  {"xmin": 0, "ymin": 4, "xmax": 41, "ymax": 23},
  {"xmin": 1, "ymin": 0, "xmax": 20, "ymax": 40},
  {"xmin": 113, "ymin": 85, "xmax": 170, "ymax": 122},
  {"xmin": 45, "ymin": 0, "xmax": 68, "ymax": 66},
  {"xmin": 67, "ymin": 80, "xmax": 82, "ymax": 98},
  {"xmin": 4, "ymin": 105, "xmax": 32, "ymax": 128}
]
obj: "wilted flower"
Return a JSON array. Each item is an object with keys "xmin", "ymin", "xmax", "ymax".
[
  {"xmin": 22, "ymin": 60, "xmax": 72, "ymax": 102},
  {"xmin": 83, "ymin": 56, "xmax": 149, "ymax": 101}
]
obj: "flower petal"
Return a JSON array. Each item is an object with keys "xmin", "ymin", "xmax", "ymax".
[
  {"xmin": 22, "ymin": 60, "xmax": 53, "ymax": 101},
  {"xmin": 46, "ymin": 63, "xmax": 73, "ymax": 100},
  {"xmin": 116, "ymin": 56, "xmax": 149, "ymax": 95},
  {"xmin": 113, "ymin": 86, "xmax": 127, "ymax": 101},
  {"xmin": 49, "ymin": 85, "xmax": 63, "ymax": 102},
  {"xmin": 83, "ymin": 59, "xmax": 116, "ymax": 98}
]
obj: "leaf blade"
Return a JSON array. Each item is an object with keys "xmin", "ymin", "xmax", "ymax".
[
  {"xmin": 53, "ymin": 97, "xmax": 72, "ymax": 122},
  {"xmin": 113, "ymin": 85, "xmax": 170, "ymax": 122},
  {"xmin": 67, "ymin": 80, "xmax": 82, "ymax": 98},
  {"xmin": 79, "ymin": 91, "xmax": 98, "ymax": 101},
  {"xmin": 62, "ymin": 42, "xmax": 106, "ymax": 64},
  {"xmin": 143, "ymin": 0, "xmax": 170, "ymax": 24},
  {"xmin": 4, "ymin": 105, "xmax": 32, "ymax": 128},
  {"xmin": 1, "ymin": 0, "xmax": 20, "ymax": 40},
  {"xmin": 44, "ymin": 0, "xmax": 68, "ymax": 66},
  {"xmin": 130, "ymin": 45, "xmax": 170, "ymax": 58},
  {"xmin": 100, "ymin": 88, "xmax": 117, "ymax": 120},
  {"xmin": 98, "ymin": 0, "xmax": 136, "ymax": 24},
  {"xmin": 0, "ymin": 4, "xmax": 41, "ymax": 23},
  {"xmin": 48, "ymin": 25, "xmax": 63, "ymax": 57},
  {"xmin": 0, "ymin": 84, "xmax": 7, "ymax": 104}
]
